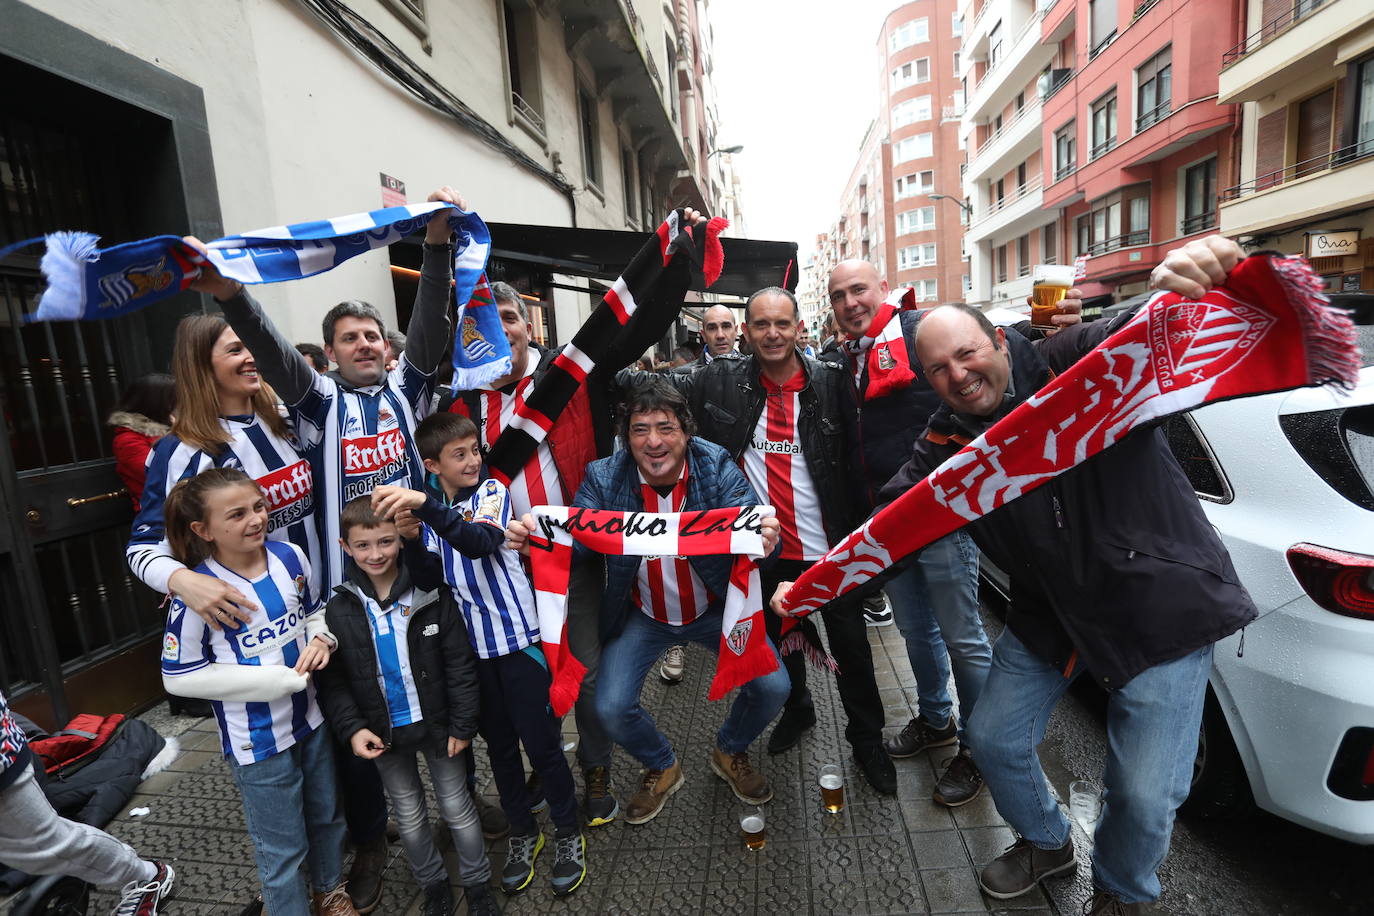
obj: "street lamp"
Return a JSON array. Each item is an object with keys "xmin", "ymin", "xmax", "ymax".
[
  {"xmin": 707, "ymin": 145, "xmax": 744, "ymax": 157},
  {"xmin": 929, "ymin": 193, "xmax": 973, "ymax": 218}
]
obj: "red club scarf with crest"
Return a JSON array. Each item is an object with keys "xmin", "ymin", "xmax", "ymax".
[
  {"xmin": 845, "ymin": 286, "xmax": 918, "ymax": 400},
  {"xmin": 526, "ymin": 505, "xmax": 775, "ymax": 715},
  {"xmin": 780, "ymin": 253, "xmax": 1361, "ymax": 617}
]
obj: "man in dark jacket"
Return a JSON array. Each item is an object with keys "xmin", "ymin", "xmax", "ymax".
[
  {"xmin": 509, "ymin": 380, "xmax": 786, "ymax": 826},
  {"xmin": 622, "ymin": 287, "xmax": 895, "ymax": 793},
  {"xmin": 871, "ymin": 237, "xmax": 1255, "ymax": 913}
]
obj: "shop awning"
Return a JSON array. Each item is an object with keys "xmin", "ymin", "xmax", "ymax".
[{"xmin": 486, "ymin": 222, "xmax": 799, "ymax": 296}]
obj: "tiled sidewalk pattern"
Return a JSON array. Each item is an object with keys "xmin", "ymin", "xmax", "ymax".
[{"xmin": 61, "ymin": 622, "xmax": 1074, "ymax": 915}]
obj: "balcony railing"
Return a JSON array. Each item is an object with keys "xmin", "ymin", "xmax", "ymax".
[
  {"xmin": 1054, "ymin": 160, "xmax": 1077, "ymax": 182},
  {"xmin": 975, "ymin": 14, "xmax": 1043, "ymax": 89},
  {"xmin": 1181, "ymin": 212, "xmax": 1217, "ymax": 235},
  {"xmin": 970, "ymin": 176, "xmax": 1043, "ymax": 228},
  {"xmin": 1136, "ymin": 101, "xmax": 1171, "ymax": 132},
  {"xmin": 1038, "ymin": 0, "xmax": 1059, "ymax": 13},
  {"xmin": 971, "ymin": 96, "xmax": 1041, "ymax": 160},
  {"xmin": 1220, "ymin": 140, "xmax": 1374, "ymax": 201},
  {"xmin": 1133, "ymin": 0, "xmax": 1162, "ymax": 19},
  {"xmin": 1085, "ymin": 230, "xmax": 1150, "ymax": 256},
  {"xmin": 1089, "ymin": 30, "xmax": 1117, "ymax": 60},
  {"xmin": 1089, "ymin": 137, "xmax": 1117, "ymax": 160},
  {"xmin": 512, "ymin": 91, "xmax": 545, "ymax": 134},
  {"xmin": 1222, "ymin": 0, "xmax": 1329, "ymax": 66}
]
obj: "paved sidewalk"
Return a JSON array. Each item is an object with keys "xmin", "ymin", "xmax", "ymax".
[{"xmin": 54, "ymin": 620, "xmax": 1099, "ymax": 915}]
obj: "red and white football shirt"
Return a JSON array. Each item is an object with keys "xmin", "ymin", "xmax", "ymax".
[
  {"xmin": 743, "ymin": 368, "xmax": 829, "ymax": 561},
  {"xmin": 632, "ymin": 460, "xmax": 713, "ymax": 626},
  {"xmin": 473, "ymin": 357, "xmax": 568, "ymax": 518}
]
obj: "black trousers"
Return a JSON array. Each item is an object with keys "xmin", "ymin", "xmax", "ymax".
[
  {"xmin": 475, "ymin": 648, "xmax": 580, "ymax": 836},
  {"xmin": 337, "ymin": 752, "xmax": 388, "ymax": 844},
  {"xmin": 763, "ymin": 558, "xmax": 884, "ymax": 751}
]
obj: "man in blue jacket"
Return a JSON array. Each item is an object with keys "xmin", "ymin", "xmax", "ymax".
[{"xmin": 508, "ymin": 380, "xmax": 785, "ymax": 826}]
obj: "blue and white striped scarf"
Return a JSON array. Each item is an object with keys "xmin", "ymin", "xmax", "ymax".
[{"xmin": 1, "ymin": 200, "xmax": 512, "ymax": 388}]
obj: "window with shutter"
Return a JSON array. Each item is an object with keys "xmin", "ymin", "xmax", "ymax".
[{"xmin": 1295, "ymin": 88, "xmax": 1334, "ymax": 177}]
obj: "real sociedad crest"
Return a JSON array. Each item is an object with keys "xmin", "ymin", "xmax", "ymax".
[
  {"xmin": 1148, "ymin": 293, "xmax": 1274, "ymax": 391},
  {"xmin": 725, "ymin": 619, "xmax": 752, "ymax": 657},
  {"xmin": 462, "ymin": 315, "xmax": 496, "ymax": 361},
  {"xmin": 98, "ymin": 257, "xmax": 174, "ymax": 310}
]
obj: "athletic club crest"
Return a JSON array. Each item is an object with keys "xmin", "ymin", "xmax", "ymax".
[
  {"xmin": 1148, "ymin": 292, "xmax": 1273, "ymax": 391},
  {"xmin": 725, "ymin": 619, "xmax": 753, "ymax": 657},
  {"xmin": 876, "ymin": 346, "xmax": 897, "ymax": 371}
]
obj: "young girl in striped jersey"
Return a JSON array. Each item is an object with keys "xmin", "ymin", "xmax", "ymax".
[{"xmin": 159, "ymin": 468, "xmax": 357, "ymax": 916}]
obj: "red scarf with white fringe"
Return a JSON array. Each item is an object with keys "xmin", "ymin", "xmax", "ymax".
[
  {"xmin": 527, "ymin": 505, "xmax": 775, "ymax": 715},
  {"xmin": 845, "ymin": 287, "xmax": 918, "ymax": 400},
  {"xmin": 781, "ymin": 254, "xmax": 1361, "ymax": 616}
]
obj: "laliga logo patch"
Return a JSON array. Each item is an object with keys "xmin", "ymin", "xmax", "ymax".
[
  {"xmin": 725, "ymin": 619, "xmax": 752, "ymax": 657},
  {"xmin": 162, "ymin": 633, "xmax": 179, "ymax": 661}
]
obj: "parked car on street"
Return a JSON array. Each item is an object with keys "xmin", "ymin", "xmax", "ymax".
[{"xmin": 982, "ymin": 294, "xmax": 1374, "ymax": 844}]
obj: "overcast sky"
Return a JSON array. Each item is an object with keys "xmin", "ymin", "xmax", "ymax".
[{"xmin": 710, "ymin": 0, "xmax": 899, "ymax": 260}]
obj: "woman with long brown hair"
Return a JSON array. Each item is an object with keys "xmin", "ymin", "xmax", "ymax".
[{"xmin": 126, "ymin": 314, "xmax": 322, "ymax": 629}]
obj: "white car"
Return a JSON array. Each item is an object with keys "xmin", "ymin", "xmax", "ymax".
[{"xmin": 1162, "ymin": 297, "xmax": 1374, "ymax": 844}]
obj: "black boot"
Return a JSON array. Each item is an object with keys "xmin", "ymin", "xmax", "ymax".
[
  {"xmin": 346, "ymin": 834, "xmax": 387, "ymax": 913},
  {"xmin": 421, "ymin": 879, "xmax": 454, "ymax": 916}
]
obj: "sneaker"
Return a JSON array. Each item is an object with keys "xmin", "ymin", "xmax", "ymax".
[
  {"xmin": 659, "ymin": 645, "xmax": 686, "ymax": 683},
  {"xmin": 113, "ymin": 861, "xmax": 175, "ymax": 916},
  {"xmin": 766, "ymin": 705, "xmax": 816, "ymax": 755},
  {"xmin": 583, "ymin": 765, "xmax": 619, "ymax": 827},
  {"xmin": 853, "ymin": 744, "xmax": 898, "ymax": 795},
  {"xmin": 465, "ymin": 882, "xmax": 503, "ymax": 916},
  {"xmin": 933, "ymin": 745, "xmax": 984, "ymax": 807},
  {"xmin": 475, "ymin": 792, "xmax": 511, "ymax": 841},
  {"xmin": 709, "ymin": 746, "xmax": 772, "ymax": 804},
  {"xmin": 500, "ymin": 831, "xmax": 545, "ymax": 894},
  {"xmin": 550, "ymin": 831, "xmax": 587, "ymax": 896},
  {"xmin": 1085, "ymin": 889, "xmax": 1143, "ymax": 915},
  {"xmin": 526, "ymin": 770, "xmax": 547, "ymax": 814},
  {"xmin": 624, "ymin": 760, "xmax": 685, "ymax": 825},
  {"xmin": 883, "ymin": 714, "xmax": 957, "ymax": 758},
  {"xmin": 420, "ymin": 879, "xmax": 453, "ymax": 916},
  {"xmin": 862, "ymin": 593, "xmax": 893, "ymax": 627},
  {"xmin": 978, "ymin": 836, "xmax": 1077, "ymax": 900},
  {"xmin": 312, "ymin": 884, "xmax": 361, "ymax": 916},
  {"xmin": 346, "ymin": 835, "xmax": 387, "ymax": 913}
]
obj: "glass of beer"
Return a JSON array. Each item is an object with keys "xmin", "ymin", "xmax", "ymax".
[
  {"xmin": 819, "ymin": 764, "xmax": 845, "ymax": 814},
  {"xmin": 1031, "ymin": 264, "xmax": 1076, "ymax": 330},
  {"xmin": 740, "ymin": 810, "xmax": 767, "ymax": 850}
]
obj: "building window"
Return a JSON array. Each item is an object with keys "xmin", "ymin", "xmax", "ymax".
[
  {"xmin": 988, "ymin": 21, "xmax": 1003, "ymax": 69},
  {"xmin": 1089, "ymin": 0, "xmax": 1117, "ymax": 58},
  {"xmin": 502, "ymin": 1, "xmax": 545, "ymax": 137},
  {"xmin": 1351, "ymin": 55, "xmax": 1374, "ymax": 159},
  {"xmin": 1294, "ymin": 86, "xmax": 1335, "ymax": 177},
  {"xmin": 1181, "ymin": 157, "xmax": 1216, "ymax": 234},
  {"xmin": 896, "ymin": 207, "xmax": 936, "ymax": 234},
  {"xmin": 1079, "ymin": 185, "xmax": 1151, "ymax": 255},
  {"xmin": 891, "ymin": 58, "xmax": 931, "ymax": 91},
  {"xmin": 952, "ymin": 12, "xmax": 964, "ymax": 36},
  {"xmin": 917, "ymin": 279, "xmax": 938, "ymax": 301},
  {"xmin": 897, "ymin": 244, "xmax": 937, "ymax": 269},
  {"xmin": 1042, "ymin": 223, "xmax": 1058, "ymax": 264},
  {"xmin": 381, "ymin": 0, "xmax": 429, "ymax": 46},
  {"xmin": 892, "ymin": 99, "xmax": 934, "ymax": 131},
  {"xmin": 1090, "ymin": 90, "xmax": 1118, "ymax": 159},
  {"xmin": 665, "ymin": 34, "xmax": 679, "ymax": 123},
  {"xmin": 893, "ymin": 131, "xmax": 934, "ymax": 162},
  {"xmin": 962, "ymin": 274, "xmax": 972, "ymax": 294},
  {"xmin": 1136, "ymin": 47, "xmax": 1172, "ymax": 131},
  {"xmin": 995, "ymin": 245, "xmax": 1008, "ymax": 283},
  {"xmin": 1017, "ymin": 234, "xmax": 1031, "ymax": 276},
  {"xmin": 621, "ymin": 145, "xmax": 638, "ymax": 227},
  {"xmin": 1054, "ymin": 121, "xmax": 1077, "ymax": 180},
  {"xmin": 890, "ymin": 18, "xmax": 930, "ymax": 52},
  {"xmin": 953, "ymin": 51, "xmax": 961, "ymax": 77},
  {"xmin": 578, "ymin": 86, "xmax": 602, "ymax": 189}
]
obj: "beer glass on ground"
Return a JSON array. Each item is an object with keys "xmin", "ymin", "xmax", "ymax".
[
  {"xmin": 819, "ymin": 764, "xmax": 845, "ymax": 814},
  {"xmin": 1031, "ymin": 264, "xmax": 1076, "ymax": 330},
  {"xmin": 740, "ymin": 810, "xmax": 767, "ymax": 850}
]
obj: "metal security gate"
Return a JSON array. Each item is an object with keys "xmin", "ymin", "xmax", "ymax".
[{"xmin": 0, "ymin": 50, "xmax": 206, "ymax": 728}]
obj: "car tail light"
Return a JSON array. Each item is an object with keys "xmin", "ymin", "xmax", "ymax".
[{"xmin": 1285, "ymin": 544, "xmax": 1374, "ymax": 620}]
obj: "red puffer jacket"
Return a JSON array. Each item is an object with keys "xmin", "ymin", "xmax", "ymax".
[{"xmin": 107, "ymin": 411, "xmax": 169, "ymax": 511}]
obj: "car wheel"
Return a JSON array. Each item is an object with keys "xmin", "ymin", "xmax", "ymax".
[
  {"xmin": 1181, "ymin": 689, "xmax": 1254, "ymax": 818},
  {"xmin": 9, "ymin": 876, "xmax": 90, "ymax": 916}
]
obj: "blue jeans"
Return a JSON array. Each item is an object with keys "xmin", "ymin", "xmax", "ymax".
[
  {"xmin": 375, "ymin": 744, "xmax": 489, "ymax": 888},
  {"xmin": 885, "ymin": 531, "xmax": 988, "ymax": 737},
  {"xmin": 596, "ymin": 609, "xmax": 790, "ymax": 768},
  {"xmin": 968, "ymin": 627, "xmax": 1212, "ymax": 904},
  {"xmin": 229, "ymin": 727, "xmax": 346, "ymax": 916}
]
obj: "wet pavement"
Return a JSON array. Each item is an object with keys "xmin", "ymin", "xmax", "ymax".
[{"xmin": 6, "ymin": 605, "xmax": 1370, "ymax": 914}]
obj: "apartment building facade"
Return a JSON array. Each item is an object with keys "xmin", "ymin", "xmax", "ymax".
[{"xmin": 1219, "ymin": 0, "xmax": 1374, "ymax": 292}]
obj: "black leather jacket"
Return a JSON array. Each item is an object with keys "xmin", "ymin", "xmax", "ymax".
[{"xmin": 620, "ymin": 352, "xmax": 870, "ymax": 544}]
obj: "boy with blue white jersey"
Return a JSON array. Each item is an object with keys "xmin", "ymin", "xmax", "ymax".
[
  {"xmin": 315, "ymin": 497, "xmax": 498, "ymax": 916},
  {"xmin": 159, "ymin": 468, "xmax": 355, "ymax": 916},
  {"xmin": 371, "ymin": 412, "xmax": 587, "ymax": 899}
]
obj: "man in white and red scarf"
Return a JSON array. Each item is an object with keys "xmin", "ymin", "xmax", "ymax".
[
  {"xmin": 777, "ymin": 237, "xmax": 1361, "ymax": 913},
  {"xmin": 506, "ymin": 380, "xmax": 786, "ymax": 827}
]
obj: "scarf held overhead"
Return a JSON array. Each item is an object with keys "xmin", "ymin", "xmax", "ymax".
[
  {"xmin": 9, "ymin": 201, "xmax": 512, "ymax": 388},
  {"xmin": 527, "ymin": 505, "xmax": 774, "ymax": 715},
  {"xmin": 781, "ymin": 253, "xmax": 1362, "ymax": 616},
  {"xmin": 482, "ymin": 211, "xmax": 728, "ymax": 487},
  {"xmin": 845, "ymin": 286, "xmax": 918, "ymax": 400}
]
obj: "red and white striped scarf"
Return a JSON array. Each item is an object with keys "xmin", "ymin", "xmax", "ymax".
[
  {"xmin": 845, "ymin": 286, "xmax": 917, "ymax": 400},
  {"xmin": 781, "ymin": 254, "xmax": 1361, "ymax": 616},
  {"xmin": 528, "ymin": 505, "xmax": 775, "ymax": 715}
]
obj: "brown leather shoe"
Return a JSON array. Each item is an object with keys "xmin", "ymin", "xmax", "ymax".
[
  {"xmin": 623, "ymin": 759, "xmax": 684, "ymax": 825},
  {"xmin": 313, "ymin": 885, "xmax": 360, "ymax": 916},
  {"xmin": 710, "ymin": 746, "xmax": 773, "ymax": 804}
]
